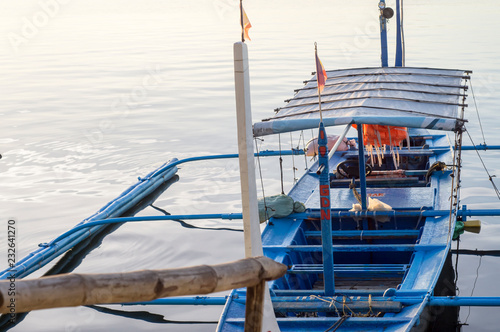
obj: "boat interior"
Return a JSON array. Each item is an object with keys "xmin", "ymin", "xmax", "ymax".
[{"xmin": 259, "ymin": 129, "xmax": 453, "ymax": 317}]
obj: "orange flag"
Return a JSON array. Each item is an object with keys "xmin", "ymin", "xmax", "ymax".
[
  {"xmin": 315, "ymin": 52, "xmax": 327, "ymax": 94},
  {"xmin": 242, "ymin": 7, "xmax": 252, "ymax": 41}
]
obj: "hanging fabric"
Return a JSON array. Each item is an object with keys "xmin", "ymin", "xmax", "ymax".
[{"xmin": 353, "ymin": 124, "xmax": 409, "ymax": 168}]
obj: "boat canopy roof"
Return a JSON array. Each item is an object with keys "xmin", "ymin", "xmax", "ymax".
[{"xmin": 253, "ymin": 67, "xmax": 470, "ymax": 136}]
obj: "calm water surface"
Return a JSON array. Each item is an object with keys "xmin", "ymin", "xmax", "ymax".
[{"xmin": 1, "ymin": 0, "xmax": 500, "ymax": 331}]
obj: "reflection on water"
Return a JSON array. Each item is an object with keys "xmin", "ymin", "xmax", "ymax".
[{"xmin": 1, "ymin": 0, "xmax": 500, "ymax": 331}]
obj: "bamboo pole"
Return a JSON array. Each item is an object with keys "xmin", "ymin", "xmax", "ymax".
[{"xmin": 0, "ymin": 256, "xmax": 285, "ymax": 314}]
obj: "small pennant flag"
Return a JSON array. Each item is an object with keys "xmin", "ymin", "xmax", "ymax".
[
  {"xmin": 315, "ymin": 52, "xmax": 327, "ymax": 93},
  {"xmin": 242, "ymin": 7, "xmax": 252, "ymax": 41}
]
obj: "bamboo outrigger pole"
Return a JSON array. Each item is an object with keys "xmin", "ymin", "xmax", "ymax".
[{"xmin": 0, "ymin": 256, "xmax": 286, "ymax": 314}]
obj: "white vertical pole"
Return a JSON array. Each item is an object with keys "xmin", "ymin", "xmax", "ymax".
[
  {"xmin": 233, "ymin": 41, "xmax": 280, "ymax": 332},
  {"xmin": 234, "ymin": 41, "xmax": 263, "ymax": 257}
]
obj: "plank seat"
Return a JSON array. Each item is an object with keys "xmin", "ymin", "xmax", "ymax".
[
  {"xmin": 330, "ymin": 176, "xmax": 425, "ymax": 187},
  {"xmin": 289, "ymin": 263, "xmax": 409, "ymax": 279},
  {"xmin": 305, "ymin": 229, "xmax": 420, "ymax": 239},
  {"xmin": 340, "ymin": 149, "xmax": 435, "ymax": 158},
  {"xmin": 263, "ymin": 243, "xmax": 445, "ymax": 253}
]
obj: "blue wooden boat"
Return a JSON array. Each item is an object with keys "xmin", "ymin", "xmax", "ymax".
[
  {"xmin": 218, "ymin": 69, "xmax": 467, "ymax": 331},
  {"xmin": 218, "ymin": 2, "xmax": 471, "ymax": 331}
]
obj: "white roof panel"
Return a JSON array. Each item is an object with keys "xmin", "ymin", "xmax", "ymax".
[{"xmin": 253, "ymin": 67, "xmax": 470, "ymax": 136}]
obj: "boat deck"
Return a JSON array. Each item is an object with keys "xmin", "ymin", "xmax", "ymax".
[{"xmin": 218, "ymin": 131, "xmax": 455, "ymax": 331}]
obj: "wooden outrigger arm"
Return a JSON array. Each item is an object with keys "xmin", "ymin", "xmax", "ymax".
[{"xmin": 0, "ymin": 256, "xmax": 286, "ymax": 314}]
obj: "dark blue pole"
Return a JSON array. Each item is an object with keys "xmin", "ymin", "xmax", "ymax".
[
  {"xmin": 395, "ymin": 0, "xmax": 403, "ymax": 66},
  {"xmin": 428, "ymin": 297, "xmax": 500, "ymax": 307},
  {"xmin": 460, "ymin": 144, "xmax": 500, "ymax": 151},
  {"xmin": 318, "ymin": 122, "xmax": 335, "ymax": 296},
  {"xmin": 357, "ymin": 125, "xmax": 368, "ymax": 210},
  {"xmin": 379, "ymin": 0, "xmax": 389, "ymax": 67}
]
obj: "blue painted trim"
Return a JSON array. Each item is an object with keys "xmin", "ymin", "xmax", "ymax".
[
  {"xmin": 263, "ymin": 244, "xmax": 445, "ymax": 252},
  {"xmin": 161, "ymin": 149, "xmax": 305, "ymax": 170},
  {"xmin": 305, "ymin": 229, "xmax": 420, "ymax": 238},
  {"xmin": 318, "ymin": 123, "xmax": 335, "ymax": 296}
]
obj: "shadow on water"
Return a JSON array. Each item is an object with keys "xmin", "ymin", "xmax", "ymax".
[
  {"xmin": 413, "ymin": 253, "xmax": 461, "ymax": 332},
  {"xmin": 0, "ymin": 175, "xmax": 222, "ymax": 331},
  {"xmin": 85, "ymin": 305, "xmax": 217, "ymax": 325}
]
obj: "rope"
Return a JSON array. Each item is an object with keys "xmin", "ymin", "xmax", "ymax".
[
  {"xmin": 469, "ymin": 78, "xmax": 486, "ymax": 145},
  {"xmin": 464, "ymin": 255, "xmax": 482, "ymax": 324},
  {"xmin": 300, "ymin": 130, "xmax": 309, "ymax": 169},
  {"xmin": 425, "ymin": 161, "xmax": 447, "ymax": 183},
  {"xmin": 349, "ymin": 179, "xmax": 362, "ymax": 205},
  {"xmin": 447, "ymin": 128, "xmax": 463, "ymax": 242},
  {"xmin": 278, "ymin": 133, "xmax": 284, "ymax": 194},
  {"xmin": 311, "ymin": 129, "xmax": 317, "ymax": 161},
  {"xmin": 414, "ymin": 208, "xmax": 424, "ymax": 230},
  {"xmin": 309, "ymin": 294, "xmax": 379, "ymax": 328},
  {"xmin": 310, "ymin": 295, "xmax": 337, "ymax": 307},
  {"xmin": 254, "ymin": 138, "xmax": 270, "ymax": 222},
  {"xmin": 454, "ymin": 233, "xmax": 460, "ymax": 288},
  {"xmin": 464, "ymin": 127, "xmax": 500, "ymax": 200},
  {"xmin": 324, "ymin": 316, "xmax": 348, "ymax": 332},
  {"xmin": 367, "ymin": 294, "xmax": 373, "ymax": 316},
  {"xmin": 342, "ymin": 296, "xmax": 355, "ymax": 316},
  {"xmin": 290, "ymin": 132, "xmax": 298, "ymax": 183}
]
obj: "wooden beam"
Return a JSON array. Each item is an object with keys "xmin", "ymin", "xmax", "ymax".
[
  {"xmin": 0, "ymin": 256, "xmax": 285, "ymax": 314},
  {"xmin": 244, "ymin": 280, "xmax": 265, "ymax": 332},
  {"xmin": 234, "ymin": 41, "xmax": 263, "ymax": 258}
]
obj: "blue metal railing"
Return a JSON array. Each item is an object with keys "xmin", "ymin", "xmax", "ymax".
[{"xmin": 118, "ymin": 295, "xmax": 500, "ymax": 307}]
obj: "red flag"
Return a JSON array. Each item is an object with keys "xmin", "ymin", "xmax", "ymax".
[
  {"xmin": 315, "ymin": 52, "xmax": 327, "ymax": 93},
  {"xmin": 242, "ymin": 7, "xmax": 252, "ymax": 41}
]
